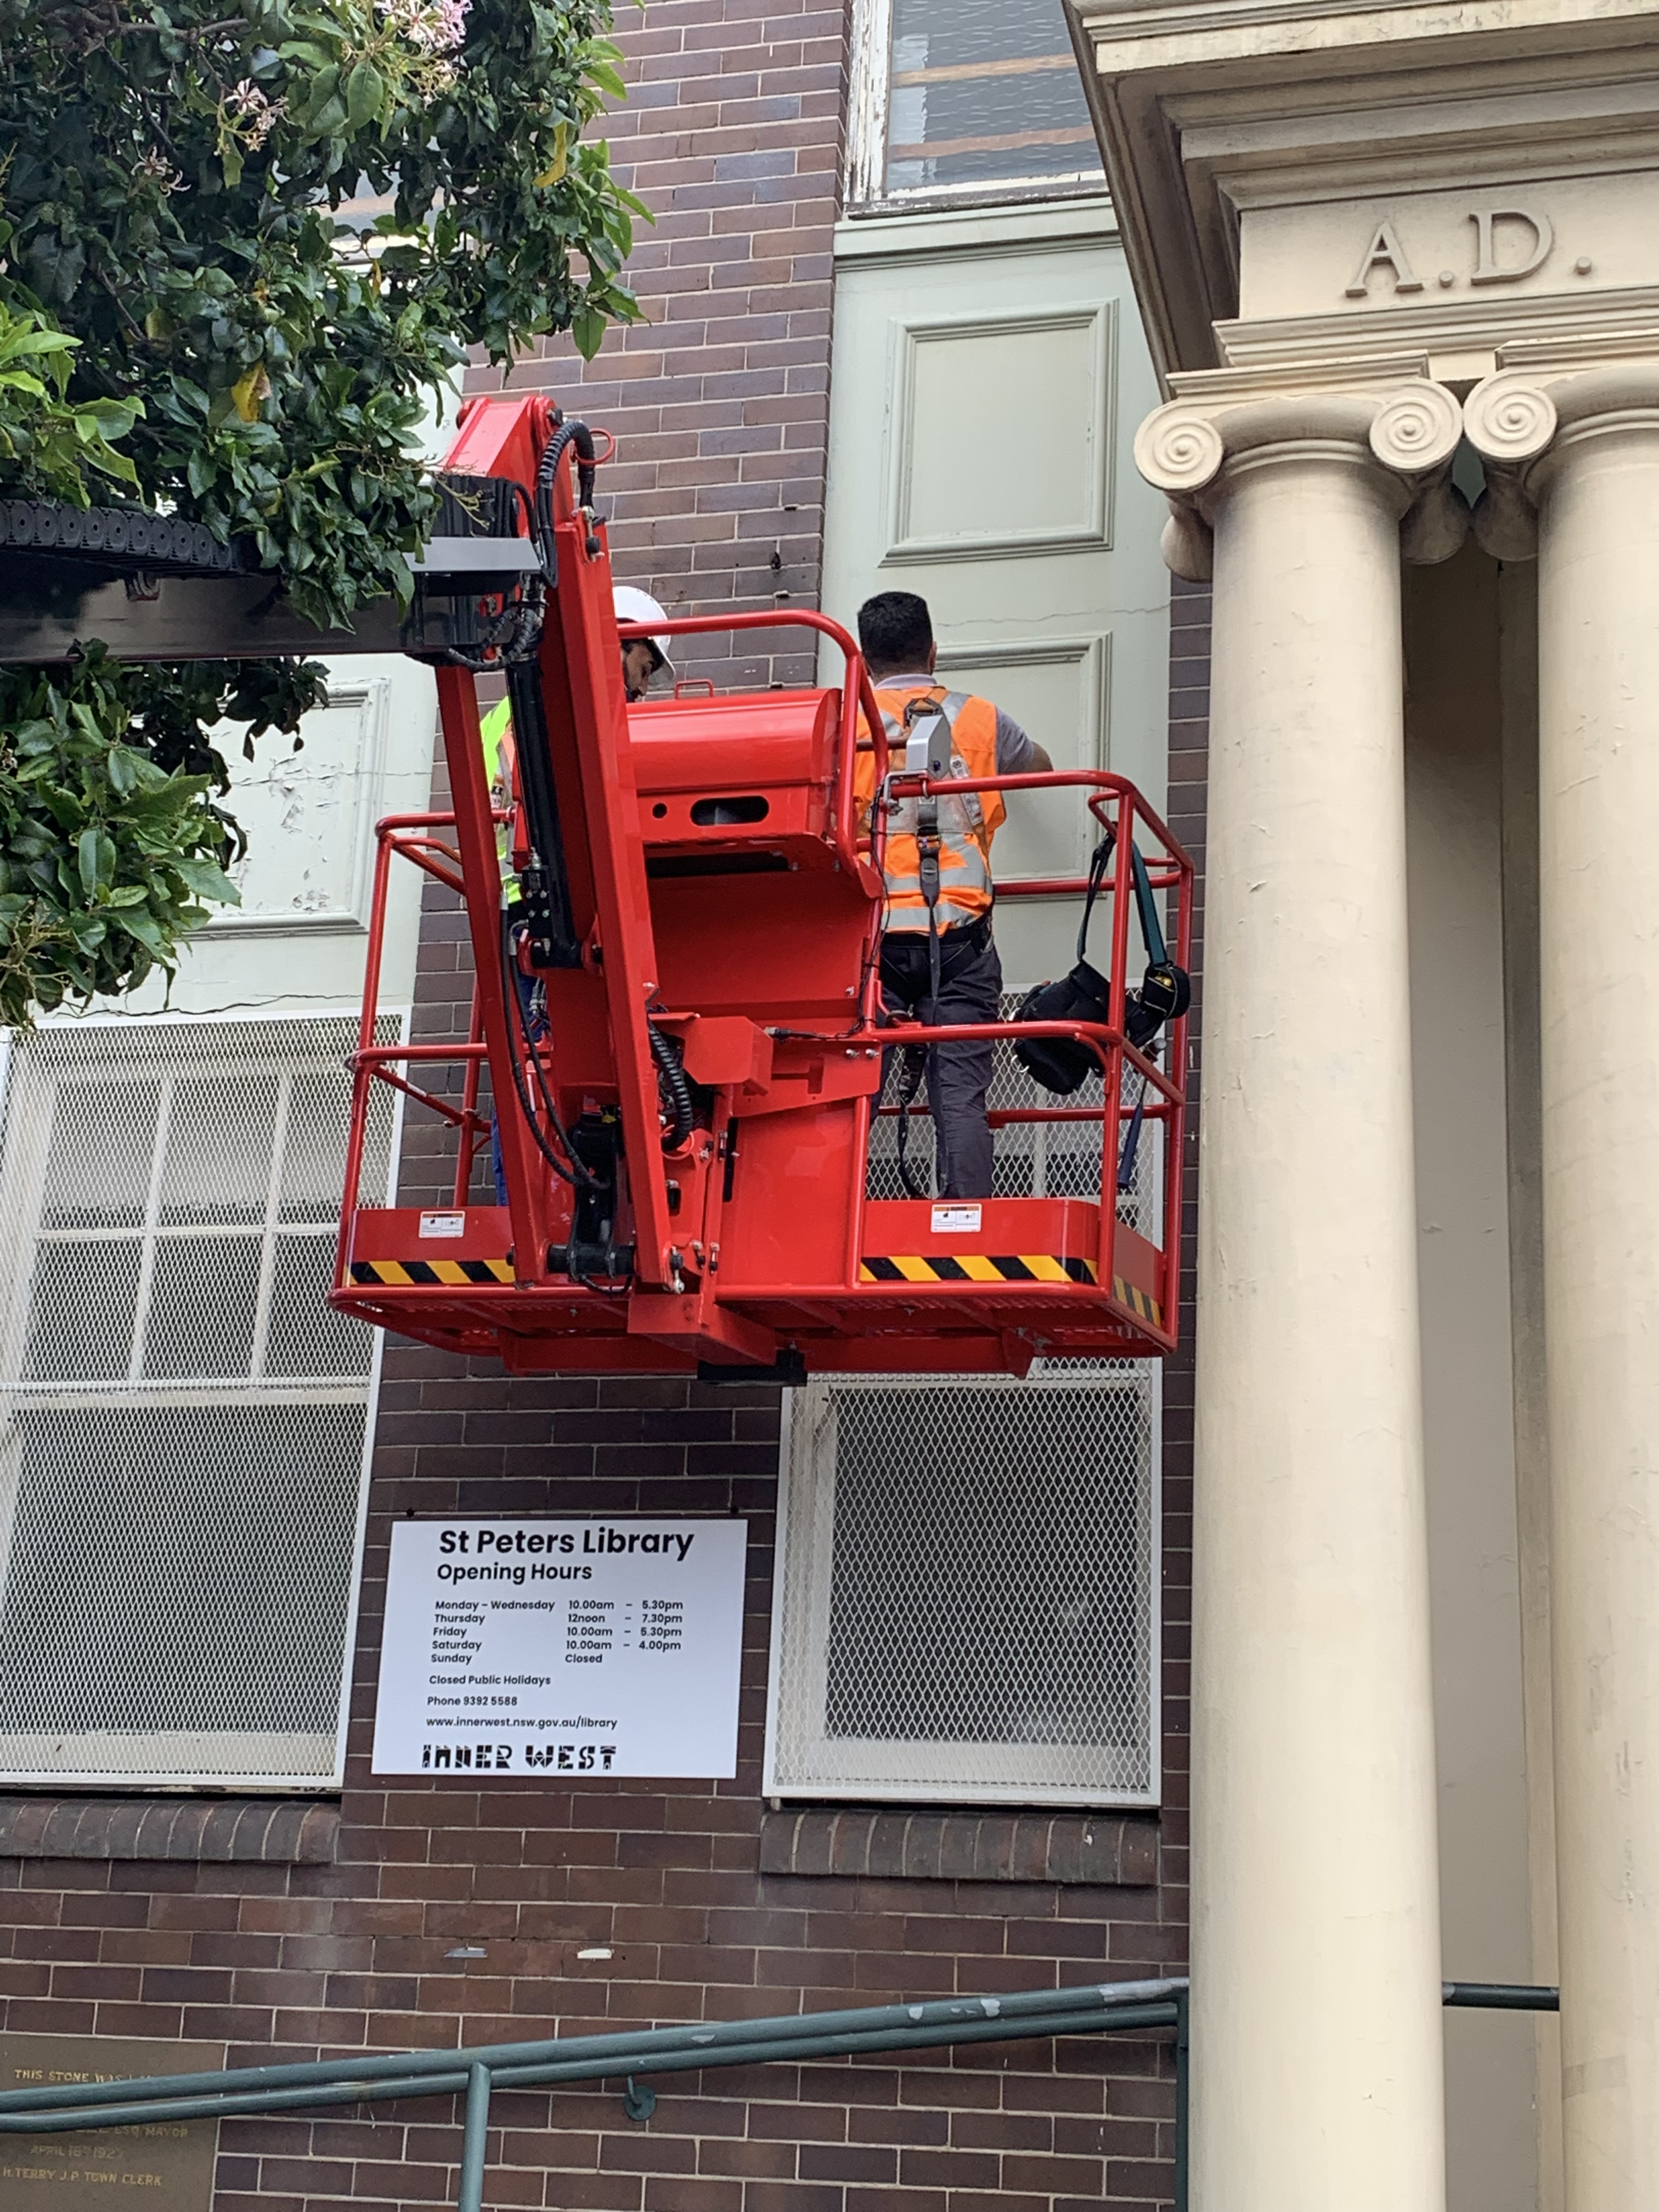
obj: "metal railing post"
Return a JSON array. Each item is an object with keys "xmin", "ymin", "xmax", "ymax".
[
  {"xmin": 1173, "ymin": 1984, "xmax": 1189, "ymax": 2212},
  {"xmin": 458, "ymin": 2062, "xmax": 492, "ymax": 2212}
]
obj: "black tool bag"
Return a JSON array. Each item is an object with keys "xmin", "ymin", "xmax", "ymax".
[{"xmin": 1014, "ymin": 834, "xmax": 1190, "ymax": 1095}]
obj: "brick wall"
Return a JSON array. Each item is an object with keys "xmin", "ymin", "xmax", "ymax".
[
  {"xmin": 483, "ymin": 0, "xmax": 846, "ymax": 692},
  {"xmin": 0, "ymin": 5, "xmax": 1215, "ymax": 2199},
  {"xmin": 1156, "ymin": 574, "xmax": 1214, "ymax": 1967}
]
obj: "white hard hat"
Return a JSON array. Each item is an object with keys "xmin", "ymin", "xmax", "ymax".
[{"xmin": 613, "ymin": 584, "xmax": 675, "ymax": 678}]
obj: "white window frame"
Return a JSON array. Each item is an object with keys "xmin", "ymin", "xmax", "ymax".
[
  {"xmin": 844, "ymin": 0, "xmax": 1107, "ymax": 216},
  {"xmin": 0, "ymin": 1006, "xmax": 404, "ymax": 1790},
  {"xmin": 764, "ymin": 1364, "xmax": 1161, "ymax": 1809}
]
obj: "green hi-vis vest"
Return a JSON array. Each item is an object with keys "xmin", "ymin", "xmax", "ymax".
[{"xmin": 479, "ymin": 698, "xmax": 515, "ymax": 887}]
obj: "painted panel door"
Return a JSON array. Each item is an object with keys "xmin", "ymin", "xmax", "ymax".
[{"xmin": 820, "ymin": 211, "xmax": 1171, "ymax": 989}]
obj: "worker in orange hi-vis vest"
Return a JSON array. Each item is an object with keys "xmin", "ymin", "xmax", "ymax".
[{"xmin": 855, "ymin": 590, "xmax": 1051, "ymax": 1201}]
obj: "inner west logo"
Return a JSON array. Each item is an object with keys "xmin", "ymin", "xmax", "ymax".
[{"xmin": 1345, "ymin": 205, "xmax": 1564, "ymax": 298}]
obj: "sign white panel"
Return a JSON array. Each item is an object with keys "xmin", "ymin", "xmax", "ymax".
[{"xmin": 371, "ymin": 1517, "xmax": 748, "ymax": 1779}]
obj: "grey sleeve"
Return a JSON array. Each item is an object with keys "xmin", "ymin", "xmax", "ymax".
[{"xmin": 994, "ymin": 708, "xmax": 1040, "ymax": 774}]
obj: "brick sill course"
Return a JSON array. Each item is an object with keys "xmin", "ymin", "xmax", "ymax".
[
  {"xmin": 759, "ymin": 1807, "xmax": 1158, "ymax": 1886},
  {"xmin": 0, "ymin": 1795, "xmax": 338, "ymax": 1864}
]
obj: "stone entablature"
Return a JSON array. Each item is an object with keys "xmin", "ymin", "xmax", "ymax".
[{"xmin": 1064, "ymin": 0, "xmax": 1659, "ymax": 382}]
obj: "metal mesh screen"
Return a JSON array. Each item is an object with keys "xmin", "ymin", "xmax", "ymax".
[
  {"xmin": 767, "ymin": 1364, "xmax": 1158, "ymax": 1805},
  {"xmin": 865, "ymin": 991, "xmax": 1164, "ymax": 1240},
  {"xmin": 0, "ymin": 1015, "xmax": 397, "ymax": 1785}
]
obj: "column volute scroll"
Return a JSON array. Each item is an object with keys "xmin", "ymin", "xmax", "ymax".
[
  {"xmin": 1133, "ymin": 371, "xmax": 1466, "ymax": 582},
  {"xmin": 1464, "ymin": 355, "xmax": 1659, "ymax": 560}
]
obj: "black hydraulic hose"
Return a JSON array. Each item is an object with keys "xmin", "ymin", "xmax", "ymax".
[
  {"xmin": 533, "ymin": 417, "xmax": 600, "ymax": 579},
  {"xmin": 500, "ymin": 916, "xmax": 598, "ymax": 1190},
  {"xmin": 648, "ymin": 1023, "xmax": 695, "ymax": 1151}
]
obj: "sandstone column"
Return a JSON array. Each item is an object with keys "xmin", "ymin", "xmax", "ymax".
[
  {"xmin": 1469, "ymin": 360, "xmax": 1659, "ymax": 2212},
  {"xmin": 1138, "ymin": 377, "xmax": 1462, "ymax": 2212}
]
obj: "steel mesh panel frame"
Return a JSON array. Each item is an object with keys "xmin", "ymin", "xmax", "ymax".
[
  {"xmin": 0, "ymin": 1012, "xmax": 402, "ymax": 1787},
  {"xmin": 766, "ymin": 1363, "xmax": 1159, "ymax": 1807}
]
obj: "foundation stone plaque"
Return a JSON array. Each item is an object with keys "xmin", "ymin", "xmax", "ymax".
[{"xmin": 0, "ymin": 2033, "xmax": 225, "ymax": 2211}]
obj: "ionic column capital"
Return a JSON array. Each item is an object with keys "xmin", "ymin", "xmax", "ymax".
[
  {"xmin": 1134, "ymin": 374, "xmax": 1466, "ymax": 582},
  {"xmin": 1464, "ymin": 354, "xmax": 1659, "ymax": 558}
]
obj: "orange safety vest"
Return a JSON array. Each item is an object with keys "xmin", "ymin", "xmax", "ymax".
[{"xmin": 856, "ymin": 682, "xmax": 1006, "ymax": 932}]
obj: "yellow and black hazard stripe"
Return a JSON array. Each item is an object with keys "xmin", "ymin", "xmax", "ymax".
[
  {"xmin": 1111, "ymin": 1277, "xmax": 1164, "ymax": 1328},
  {"xmin": 857, "ymin": 1252, "xmax": 1164, "ymax": 1329},
  {"xmin": 349, "ymin": 1258, "xmax": 515, "ymax": 1287},
  {"xmin": 859, "ymin": 1253, "xmax": 1097, "ymax": 1286}
]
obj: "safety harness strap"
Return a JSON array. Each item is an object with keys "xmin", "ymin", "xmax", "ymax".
[
  {"xmin": 1075, "ymin": 828, "xmax": 1169, "ymax": 973},
  {"xmin": 902, "ymin": 691, "xmax": 956, "ymax": 1017},
  {"xmin": 894, "ymin": 692, "xmax": 955, "ymax": 1197}
]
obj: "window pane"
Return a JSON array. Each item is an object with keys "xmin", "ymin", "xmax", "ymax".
[
  {"xmin": 0, "ymin": 1403, "xmax": 365, "ymax": 1748},
  {"xmin": 265, "ymin": 1232, "xmax": 375, "ymax": 1378},
  {"xmin": 824, "ymin": 1383, "xmax": 1147, "ymax": 1746},
  {"xmin": 143, "ymin": 1234, "xmax": 261, "ymax": 1379},
  {"xmin": 160, "ymin": 1072, "xmax": 279, "ymax": 1226},
  {"xmin": 40, "ymin": 1076, "xmax": 159, "ymax": 1231},
  {"xmin": 23, "ymin": 1240, "xmax": 142, "ymax": 1381},
  {"xmin": 884, "ymin": 0, "xmax": 1101, "ymax": 197},
  {"xmin": 281, "ymin": 1064, "xmax": 362, "ymax": 1222}
]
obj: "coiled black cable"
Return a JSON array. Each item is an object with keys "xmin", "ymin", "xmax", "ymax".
[
  {"xmin": 889, "ymin": 1043, "xmax": 931, "ymax": 1200},
  {"xmin": 648, "ymin": 1022, "xmax": 695, "ymax": 1150}
]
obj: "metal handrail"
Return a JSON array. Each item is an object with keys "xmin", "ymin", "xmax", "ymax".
[{"xmin": 0, "ymin": 1976, "xmax": 1559, "ymax": 2212}]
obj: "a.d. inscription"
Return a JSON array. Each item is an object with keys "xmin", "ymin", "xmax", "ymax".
[
  {"xmin": 1346, "ymin": 204, "xmax": 1556, "ymax": 298},
  {"xmin": 0, "ymin": 2034, "xmax": 224, "ymax": 2212}
]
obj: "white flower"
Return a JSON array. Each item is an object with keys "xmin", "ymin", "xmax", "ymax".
[
  {"xmin": 225, "ymin": 78, "xmax": 283, "ymax": 148},
  {"xmin": 378, "ymin": 0, "xmax": 470, "ymax": 55}
]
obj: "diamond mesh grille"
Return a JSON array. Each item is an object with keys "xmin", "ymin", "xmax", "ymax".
[
  {"xmin": 0, "ymin": 1016, "xmax": 397, "ymax": 1784},
  {"xmin": 768, "ymin": 1364, "xmax": 1158, "ymax": 1804}
]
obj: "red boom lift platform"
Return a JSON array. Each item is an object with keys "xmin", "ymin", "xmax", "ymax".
[{"xmin": 330, "ymin": 395, "xmax": 1193, "ymax": 1379}]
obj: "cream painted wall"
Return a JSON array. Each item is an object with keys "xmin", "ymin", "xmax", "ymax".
[
  {"xmin": 821, "ymin": 199, "xmax": 1171, "ymax": 992},
  {"xmin": 1405, "ymin": 544, "xmax": 1538, "ymax": 2212},
  {"xmin": 132, "ymin": 652, "xmax": 439, "ymax": 1020}
]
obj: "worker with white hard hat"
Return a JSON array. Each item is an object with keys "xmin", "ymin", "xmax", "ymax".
[
  {"xmin": 478, "ymin": 586, "xmax": 675, "ymax": 878},
  {"xmin": 613, "ymin": 584, "xmax": 675, "ymax": 701}
]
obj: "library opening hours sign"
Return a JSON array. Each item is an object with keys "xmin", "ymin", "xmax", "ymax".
[{"xmin": 372, "ymin": 1518, "xmax": 748, "ymax": 1779}]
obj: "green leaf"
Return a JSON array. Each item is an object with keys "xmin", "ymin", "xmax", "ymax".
[
  {"xmin": 76, "ymin": 826, "xmax": 100, "ymax": 901},
  {"xmin": 346, "ymin": 61, "xmax": 385, "ymax": 130},
  {"xmin": 109, "ymin": 905, "xmax": 171, "ymax": 957},
  {"xmin": 169, "ymin": 856, "xmax": 241, "ymax": 906},
  {"xmin": 571, "ymin": 304, "xmax": 606, "ymax": 360}
]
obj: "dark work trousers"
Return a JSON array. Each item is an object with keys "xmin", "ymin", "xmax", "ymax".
[{"xmin": 879, "ymin": 925, "xmax": 1003, "ymax": 1199}]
